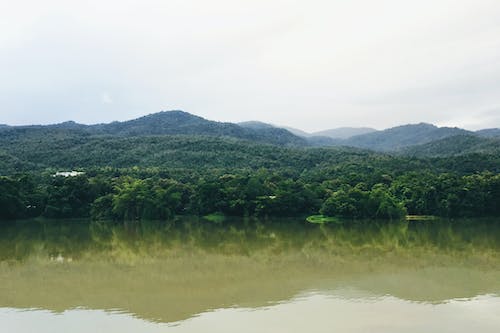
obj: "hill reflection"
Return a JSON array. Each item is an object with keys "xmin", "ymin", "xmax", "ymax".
[{"xmin": 0, "ymin": 217, "xmax": 499, "ymax": 323}]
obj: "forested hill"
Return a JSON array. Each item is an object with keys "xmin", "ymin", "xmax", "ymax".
[
  {"xmin": 0, "ymin": 127, "xmax": 499, "ymax": 176},
  {"xmin": 262, "ymin": 125, "xmax": 377, "ymax": 139},
  {"xmin": 238, "ymin": 120, "xmax": 500, "ymax": 152},
  {"xmin": 1, "ymin": 133, "xmax": 499, "ymax": 221},
  {"xmin": 1, "ymin": 112, "xmax": 500, "ymax": 221},
  {"xmin": 0, "ymin": 132, "xmax": 382, "ymax": 173},
  {"xmin": 1, "ymin": 111, "xmax": 500, "ymax": 156},
  {"xmin": 401, "ymin": 135, "xmax": 500, "ymax": 157},
  {"xmin": 476, "ymin": 128, "xmax": 500, "ymax": 138},
  {"xmin": 0, "ymin": 111, "xmax": 307, "ymax": 147},
  {"xmin": 338, "ymin": 123, "xmax": 469, "ymax": 151}
]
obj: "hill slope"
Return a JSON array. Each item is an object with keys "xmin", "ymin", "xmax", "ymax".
[
  {"xmin": 281, "ymin": 126, "xmax": 313, "ymax": 137},
  {"xmin": 0, "ymin": 131, "xmax": 373, "ymax": 173},
  {"xmin": 281, "ymin": 126, "xmax": 377, "ymax": 139},
  {"xmin": 0, "ymin": 119, "xmax": 499, "ymax": 176},
  {"xmin": 340, "ymin": 123, "xmax": 471, "ymax": 152},
  {"xmin": 476, "ymin": 128, "xmax": 500, "ymax": 138},
  {"xmin": 2, "ymin": 112, "xmax": 499, "ymax": 157},
  {"xmin": 1, "ymin": 131, "xmax": 499, "ymax": 175},
  {"xmin": 312, "ymin": 127, "xmax": 377, "ymax": 139},
  {"xmin": 401, "ymin": 135, "xmax": 500, "ymax": 157},
  {"xmin": 92, "ymin": 111, "xmax": 307, "ymax": 146},
  {"xmin": 238, "ymin": 121, "xmax": 276, "ymax": 130},
  {"xmin": 1, "ymin": 111, "xmax": 307, "ymax": 147}
]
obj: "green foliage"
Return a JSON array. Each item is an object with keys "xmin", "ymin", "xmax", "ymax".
[
  {"xmin": 0, "ymin": 167, "xmax": 499, "ymax": 221},
  {"xmin": 0, "ymin": 122, "xmax": 499, "ymax": 221},
  {"xmin": 0, "ymin": 177, "xmax": 25, "ymax": 219},
  {"xmin": 93, "ymin": 177, "xmax": 191, "ymax": 221},
  {"xmin": 2, "ymin": 124, "xmax": 500, "ymax": 176},
  {"xmin": 0, "ymin": 175, "xmax": 44, "ymax": 219},
  {"xmin": 319, "ymin": 184, "xmax": 406, "ymax": 220},
  {"xmin": 390, "ymin": 172, "xmax": 500, "ymax": 218},
  {"xmin": 43, "ymin": 175, "xmax": 95, "ymax": 218},
  {"xmin": 368, "ymin": 184, "xmax": 407, "ymax": 219}
]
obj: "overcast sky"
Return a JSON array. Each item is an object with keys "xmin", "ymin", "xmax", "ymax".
[{"xmin": 1, "ymin": 0, "xmax": 500, "ymax": 131}]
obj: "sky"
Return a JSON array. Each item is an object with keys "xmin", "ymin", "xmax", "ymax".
[{"xmin": 1, "ymin": 0, "xmax": 500, "ymax": 131}]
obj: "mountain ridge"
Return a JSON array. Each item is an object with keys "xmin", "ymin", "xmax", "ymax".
[
  {"xmin": 0, "ymin": 111, "xmax": 307, "ymax": 147},
  {"xmin": 1, "ymin": 111, "xmax": 499, "ymax": 153},
  {"xmin": 312, "ymin": 127, "xmax": 377, "ymax": 139},
  {"xmin": 401, "ymin": 134, "xmax": 500, "ymax": 157},
  {"xmin": 337, "ymin": 123, "xmax": 472, "ymax": 151}
]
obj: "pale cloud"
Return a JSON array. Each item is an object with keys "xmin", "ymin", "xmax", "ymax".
[
  {"xmin": 0, "ymin": 0, "xmax": 499, "ymax": 130},
  {"xmin": 101, "ymin": 92, "xmax": 113, "ymax": 105},
  {"xmin": 437, "ymin": 108, "xmax": 500, "ymax": 130}
]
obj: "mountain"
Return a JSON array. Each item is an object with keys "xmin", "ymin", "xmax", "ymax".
[
  {"xmin": 0, "ymin": 111, "xmax": 307, "ymax": 147},
  {"xmin": 281, "ymin": 125, "xmax": 378, "ymax": 146},
  {"xmin": 241, "ymin": 123, "xmax": 378, "ymax": 145},
  {"xmin": 402, "ymin": 135, "xmax": 500, "ymax": 157},
  {"xmin": 281, "ymin": 126, "xmax": 313, "ymax": 137},
  {"xmin": 476, "ymin": 128, "xmax": 500, "ymax": 138},
  {"xmin": 305, "ymin": 136, "xmax": 341, "ymax": 146},
  {"xmin": 282, "ymin": 123, "xmax": 499, "ymax": 150},
  {"xmin": 238, "ymin": 121, "xmax": 276, "ymax": 130},
  {"xmin": 281, "ymin": 126, "xmax": 377, "ymax": 139},
  {"xmin": 1, "ymin": 112, "xmax": 499, "ymax": 175},
  {"xmin": 47, "ymin": 120, "xmax": 89, "ymax": 130},
  {"xmin": 90, "ymin": 111, "xmax": 225, "ymax": 136},
  {"xmin": 94, "ymin": 111, "xmax": 307, "ymax": 146},
  {"xmin": 0, "ymin": 130, "xmax": 376, "ymax": 174},
  {"xmin": 312, "ymin": 127, "xmax": 377, "ymax": 139},
  {"xmin": 339, "ymin": 123, "xmax": 471, "ymax": 152},
  {"xmin": 1, "ymin": 112, "xmax": 498, "ymax": 155},
  {"xmin": 1, "ymin": 127, "xmax": 499, "ymax": 176}
]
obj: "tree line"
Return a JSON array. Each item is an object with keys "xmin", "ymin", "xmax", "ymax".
[{"xmin": 1, "ymin": 168, "xmax": 499, "ymax": 221}]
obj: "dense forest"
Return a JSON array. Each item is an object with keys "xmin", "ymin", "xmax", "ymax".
[
  {"xmin": 1, "ymin": 111, "xmax": 499, "ymax": 222},
  {"xmin": 1, "ymin": 128, "xmax": 499, "ymax": 175},
  {"xmin": 1, "ymin": 164, "xmax": 499, "ymax": 221}
]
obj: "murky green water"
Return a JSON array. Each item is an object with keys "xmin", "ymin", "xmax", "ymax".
[{"xmin": 1, "ymin": 218, "xmax": 499, "ymax": 332}]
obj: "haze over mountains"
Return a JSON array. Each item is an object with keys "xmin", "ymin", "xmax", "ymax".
[
  {"xmin": 1, "ymin": 110, "xmax": 499, "ymax": 159},
  {"xmin": 239, "ymin": 115, "xmax": 500, "ymax": 154},
  {"xmin": 237, "ymin": 121, "xmax": 377, "ymax": 140},
  {"xmin": 284, "ymin": 126, "xmax": 378, "ymax": 139},
  {"xmin": 237, "ymin": 117, "xmax": 500, "ymax": 152}
]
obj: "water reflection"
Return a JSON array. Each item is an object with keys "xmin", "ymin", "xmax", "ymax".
[{"xmin": 0, "ymin": 217, "xmax": 499, "ymax": 331}]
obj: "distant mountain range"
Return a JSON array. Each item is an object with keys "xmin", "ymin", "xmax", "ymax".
[
  {"xmin": 1, "ymin": 111, "xmax": 499, "ymax": 157},
  {"xmin": 280, "ymin": 126, "xmax": 377, "ymax": 139},
  {"xmin": 338, "ymin": 123, "xmax": 469, "ymax": 152},
  {"xmin": 239, "ymin": 118, "xmax": 500, "ymax": 154},
  {"xmin": 238, "ymin": 122, "xmax": 377, "ymax": 139}
]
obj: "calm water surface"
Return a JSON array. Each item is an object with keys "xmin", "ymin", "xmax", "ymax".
[{"xmin": 1, "ymin": 217, "xmax": 499, "ymax": 332}]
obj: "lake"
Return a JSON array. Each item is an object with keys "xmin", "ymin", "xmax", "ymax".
[{"xmin": 1, "ymin": 217, "xmax": 499, "ymax": 332}]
